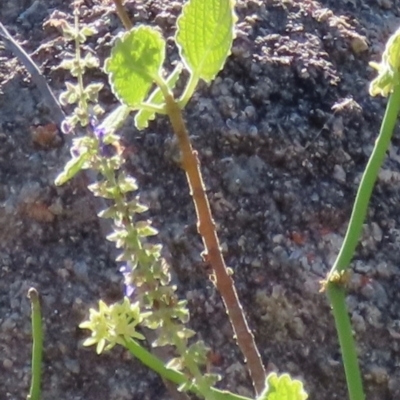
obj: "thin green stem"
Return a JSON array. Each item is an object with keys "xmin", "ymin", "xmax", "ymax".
[
  {"xmin": 328, "ymin": 85, "xmax": 400, "ymax": 277},
  {"xmin": 326, "ymin": 284, "xmax": 364, "ymax": 400},
  {"xmin": 27, "ymin": 288, "xmax": 43, "ymax": 400},
  {"xmin": 123, "ymin": 338, "xmax": 252, "ymax": 400},
  {"xmin": 138, "ymin": 102, "xmax": 166, "ymax": 114},
  {"xmin": 100, "ymin": 164, "xmax": 213, "ymax": 398},
  {"xmin": 74, "ymin": 9, "xmax": 86, "ymax": 115},
  {"xmin": 326, "ymin": 85, "xmax": 400, "ymax": 400},
  {"xmin": 178, "ymin": 72, "xmax": 199, "ymax": 109},
  {"xmin": 164, "ymin": 320, "xmax": 216, "ymax": 400}
]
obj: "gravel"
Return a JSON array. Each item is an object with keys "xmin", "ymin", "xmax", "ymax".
[{"xmin": 1, "ymin": 0, "xmax": 400, "ymax": 399}]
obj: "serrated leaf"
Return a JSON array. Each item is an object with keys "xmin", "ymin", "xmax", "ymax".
[
  {"xmin": 135, "ymin": 63, "xmax": 183, "ymax": 130},
  {"xmin": 55, "ymin": 153, "xmax": 89, "ymax": 186},
  {"xmin": 257, "ymin": 373, "xmax": 308, "ymax": 400},
  {"xmin": 176, "ymin": 0, "xmax": 236, "ymax": 82},
  {"xmin": 105, "ymin": 26, "xmax": 166, "ymax": 107}
]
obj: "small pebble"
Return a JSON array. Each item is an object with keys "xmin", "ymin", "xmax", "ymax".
[
  {"xmin": 73, "ymin": 261, "xmax": 89, "ymax": 282},
  {"xmin": 365, "ymin": 304, "xmax": 383, "ymax": 328},
  {"xmin": 360, "ymin": 283, "xmax": 374, "ymax": 299},
  {"xmin": 64, "ymin": 358, "xmax": 80, "ymax": 375},
  {"xmin": 365, "ymin": 365, "xmax": 388, "ymax": 384},
  {"xmin": 388, "ymin": 374, "xmax": 400, "ymax": 395},
  {"xmin": 1, "ymin": 317, "xmax": 16, "ymax": 331},
  {"xmin": 3, "ymin": 358, "xmax": 13, "ymax": 369},
  {"xmin": 333, "ymin": 164, "xmax": 346, "ymax": 183},
  {"xmin": 351, "ymin": 311, "xmax": 366, "ymax": 333}
]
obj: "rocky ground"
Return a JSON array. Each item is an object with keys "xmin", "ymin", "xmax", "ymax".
[{"xmin": 1, "ymin": 0, "xmax": 400, "ymax": 399}]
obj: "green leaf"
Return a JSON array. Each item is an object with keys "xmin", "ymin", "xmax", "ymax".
[
  {"xmin": 107, "ymin": 229, "xmax": 129, "ymax": 248},
  {"xmin": 55, "ymin": 152, "xmax": 89, "ymax": 186},
  {"xmin": 117, "ymin": 172, "xmax": 138, "ymax": 193},
  {"xmin": 105, "ymin": 26, "xmax": 166, "ymax": 107},
  {"xmin": 176, "ymin": 327, "xmax": 196, "ymax": 340},
  {"xmin": 61, "ymin": 23, "xmax": 79, "ymax": 41},
  {"xmin": 83, "ymin": 52, "xmax": 100, "ymax": 69},
  {"xmin": 88, "ymin": 180, "xmax": 118, "ymax": 199},
  {"xmin": 84, "ymin": 83, "xmax": 104, "ymax": 102},
  {"xmin": 80, "ymin": 25, "xmax": 98, "ymax": 37},
  {"xmin": 166, "ymin": 357, "xmax": 185, "ymax": 371},
  {"xmin": 369, "ymin": 27, "xmax": 400, "ymax": 97},
  {"xmin": 135, "ymin": 63, "xmax": 183, "ymax": 130},
  {"xmin": 128, "ymin": 199, "xmax": 149, "ymax": 214},
  {"xmin": 99, "ymin": 104, "xmax": 130, "ymax": 135},
  {"xmin": 59, "ymin": 81, "xmax": 81, "ymax": 106},
  {"xmin": 97, "ymin": 205, "xmax": 120, "ymax": 219},
  {"xmin": 176, "ymin": 0, "xmax": 236, "ymax": 82},
  {"xmin": 58, "ymin": 58, "xmax": 75, "ymax": 71},
  {"xmin": 136, "ymin": 220, "xmax": 158, "ymax": 237},
  {"xmin": 143, "ymin": 243, "xmax": 162, "ymax": 257},
  {"xmin": 257, "ymin": 373, "xmax": 308, "ymax": 400}
]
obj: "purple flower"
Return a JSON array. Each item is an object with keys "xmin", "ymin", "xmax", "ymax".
[
  {"xmin": 119, "ymin": 263, "xmax": 136, "ymax": 298},
  {"xmin": 70, "ymin": 144, "xmax": 80, "ymax": 157},
  {"xmin": 90, "ymin": 118, "xmax": 114, "ymax": 158},
  {"xmin": 93, "ymin": 125, "xmax": 106, "ymax": 141},
  {"xmin": 61, "ymin": 120, "xmax": 73, "ymax": 135}
]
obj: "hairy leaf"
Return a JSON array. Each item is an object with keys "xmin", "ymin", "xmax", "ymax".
[
  {"xmin": 55, "ymin": 152, "xmax": 89, "ymax": 185},
  {"xmin": 99, "ymin": 104, "xmax": 130, "ymax": 134},
  {"xmin": 176, "ymin": 0, "xmax": 236, "ymax": 82},
  {"xmin": 105, "ymin": 26, "xmax": 166, "ymax": 107},
  {"xmin": 257, "ymin": 373, "xmax": 308, "ymax": 400}
]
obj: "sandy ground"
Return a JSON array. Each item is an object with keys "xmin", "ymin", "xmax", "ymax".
[{"xmin": 1, "ymin": 0, "xmax": 400, "ymax": 399}]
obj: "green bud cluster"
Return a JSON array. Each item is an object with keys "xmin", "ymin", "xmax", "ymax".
[{"xmin": 57, "ymin": 7, "xmax": 103, "ymax": 131}]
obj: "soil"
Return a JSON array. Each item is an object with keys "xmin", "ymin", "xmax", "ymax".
[{"xmin": 1, "ymin": 0, "xmax": 400, "ymax": 399}]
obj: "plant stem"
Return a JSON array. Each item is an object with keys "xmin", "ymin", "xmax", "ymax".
[
  {"xmin": 326, "ymin": 284, "xmax": 364, "ymax": 400},
  {"xmin": 164, "ymin": 92, "xmax": 266, "ymax": 395},
  {"xmin": 164, "ymin": 319, "xmax": 216, "ymax": 400},
  {"xmin": 178, "ymin": 72, "xmax": 199, "ymax": 109},
  {"xmin": 27, "ymin": 288, "xmax": 43, "ymax": 400},
  {"xmin": 124, "ymin": 338, "xmax": 253, "ymax": 400},
  {"xmin": 73, "ymin": 5, "xmax": 89, "ymax": 125},
  {"xmin": 328, "ymin": 85, "xmax": 400, "ymax": 277},
  {"xmin": 326, "ymin": 85, "xmax": 400, "ymax": 400},
  {"xmin": 111, "ymin": 0, "xmax": 133, "ymax": 30}
]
